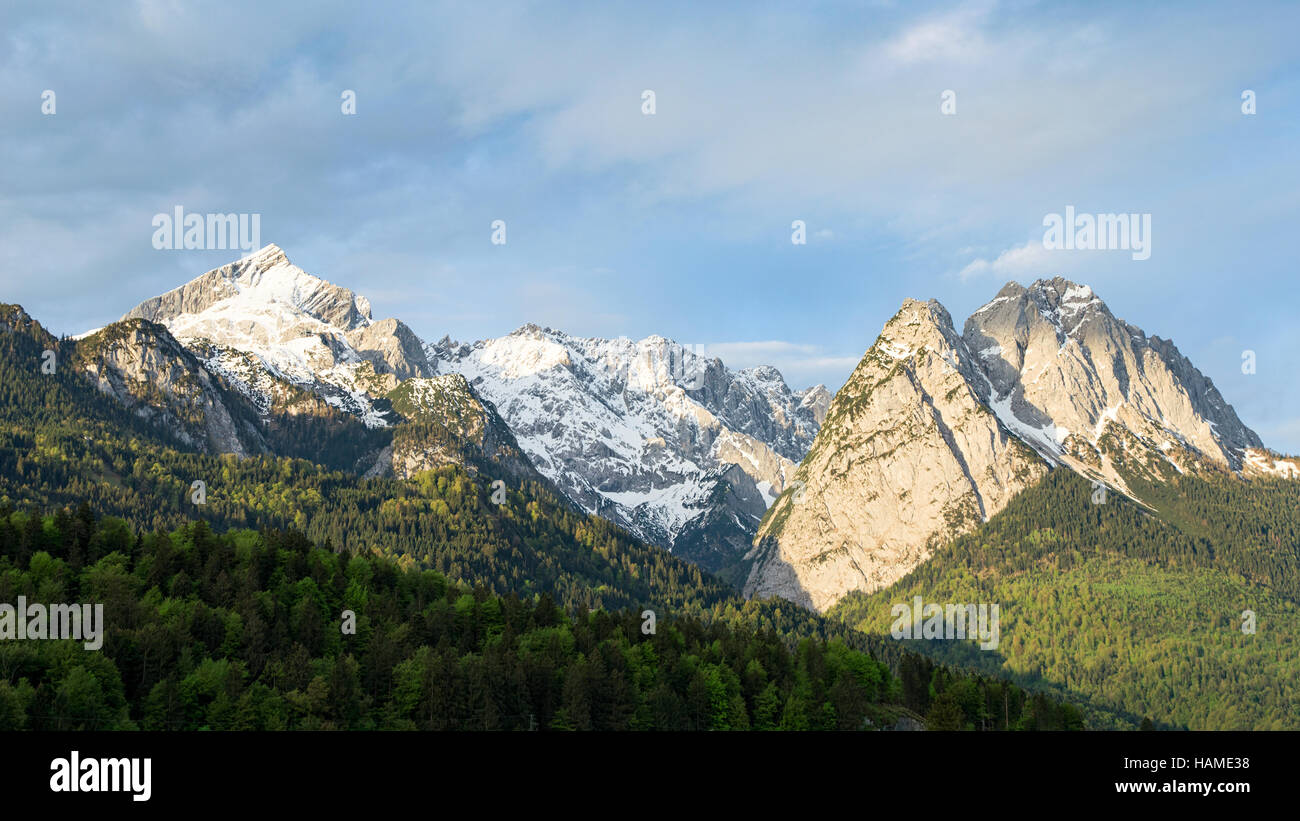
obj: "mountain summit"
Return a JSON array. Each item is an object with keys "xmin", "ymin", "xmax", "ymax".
[
  {"xmin": 125, "ymin": 244, "xmax": 373, "ymax": 332},
  {"xmin": 964, "ymin": 277, "xmax": 1265, "ymax": 487},
  {"xmin": 122, "ymin": 244, "xmax": 432, "ymax": 425},
  {"xmin": 745, "ymin": 278, "xmax": 1294, "ymax": 612}
]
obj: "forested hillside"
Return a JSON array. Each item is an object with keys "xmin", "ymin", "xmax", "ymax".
[
  {"xmin": 0, "ymin": 508, "xmax": 1083, "ymax": 730},
  {"xmin": 2, "ymin": 304, "xmax": 738, "ymax": 614},
  {"xmin": 830, "ymin": 469, "xmax": 1300, "ymax": 730}
]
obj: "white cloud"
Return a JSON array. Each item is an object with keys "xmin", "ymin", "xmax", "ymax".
[
  {"xmin": 413, "ymin": 1, "xmax": 1295, "ymax": 233},
  {"xmin": 958, "ymin": 240, "xmax": 1058, "ymax": 281},
  {"xmin": 883, "ymin": 3, "xmax": 993, "ymax": 65}
]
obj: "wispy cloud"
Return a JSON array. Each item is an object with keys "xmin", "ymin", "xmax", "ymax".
[
  {"xmin": 957, "ymin": 240, "xmax": 1059, "ymax": 281},
  {"xmin": 882, "ymin": 2, "xmax": 994, "ymax": 65}
]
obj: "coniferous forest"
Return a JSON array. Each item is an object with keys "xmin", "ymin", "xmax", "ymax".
[
  {"xmin": 831, "ymin": 469, "xmax": 1300, "ymax": 730},
  {"xmin": 0, "ymin": 506, "xmax": 1082, "ymax": 731}
]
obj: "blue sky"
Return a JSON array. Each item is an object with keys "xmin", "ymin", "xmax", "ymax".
[{"xmin": 3, "ymin": 0, "xmax": 1299, "ymax": 450}]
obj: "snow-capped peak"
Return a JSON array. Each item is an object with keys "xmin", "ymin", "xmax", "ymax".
[
  {"xmin": 118, "ymin": 246, "xmax": 430, "ymax": 427},
  {"xmin": 964, "ymin": 276, "xmax": 1265, "ymax": 489},
  {"xmin": 427, "ymin": 324, "xmax": 824, "ymax": 559}
]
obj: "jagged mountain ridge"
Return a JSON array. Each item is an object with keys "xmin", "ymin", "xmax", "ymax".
[
  {"xmin": 426, "ymin": 324, "xmax": 829, "ymax": 570},
  {"xmin": 745, "ymin": 278, "xmax": 1297, "ymax": 612},
  {"xmin": 104, "ymin": 247, "xmax": 826, "ymax": 571},
  {"xmin": 92, "ymin": 247, "xmax": 1288, "ymax": 610}
]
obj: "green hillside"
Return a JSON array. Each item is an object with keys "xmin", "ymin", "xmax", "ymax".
[{"xmin": 830, "ymin": 469, "xmax": 1300, "ymax": 729}]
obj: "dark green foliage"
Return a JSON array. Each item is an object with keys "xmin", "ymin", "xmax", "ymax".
[
  {"xmin": 0, "ymin": 508, "xmax": 1078, "ymax": 730},
  {"xmin": 831, "ymin": 469, "xmax": 1300, "ymax": 730}
]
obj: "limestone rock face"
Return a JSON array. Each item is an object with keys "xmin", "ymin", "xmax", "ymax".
[
  {"xmin": 963, "ymin": 278, "xmax": 1264, "ymax": 493},
  {"xmin": 746, "ymin": 278, "xmax": 1281, "ymax": 613},
  {"xmin": 744, "ymin": 299, "xmax": 1047, "ymax": 612},
  {"xmin": 73, "ymin": 319, "xmax": 268, "ymax": 456}
]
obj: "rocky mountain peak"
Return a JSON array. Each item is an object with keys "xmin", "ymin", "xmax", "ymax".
[
  {"xmin": 796, "ymin": 384, "xmax": 832, "ymax": 426},
  {"xmin": 850, "ymin": 299, "xmax": 970, "ymax": 383},
  {"xmin": 239, "ymin": 242, "xmax": 288, "ymax": 268},
  {"xmin": 992, "ymin": 280, "xmax": 1028, "ymax": 299},
  {"xmin": 968, "ymin": 277, "xmax": 1106, "ymax": 345},
  {"xmin": 125, "ymin": 243, "xmax": 373, "ymax": 334},
  {"xmin": 0, "ymin": 304, "xmax": 55, "ymax": 347},
  {"xmin": 117, "ymin": 246, "xmax": 432, "ymax": 428},
  {"xmin": 742, "ymin": 365, "xmax": 786, "ymax": 385},
  {"xmin": 509, "ymin": 322, "xmax": 551, "ymax": 338},
  {"xmin": 894, "ymin": 296, "xmax": 954, "ymax": 327},
  {"xmin": 748, "ymin": 276, "xmax": 1284, "ymax": 613}
]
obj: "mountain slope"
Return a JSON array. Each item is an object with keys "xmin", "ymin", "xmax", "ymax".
[
  {"xmin": 381, "ymin": 374, "xmax": 541, "ymax": 483},
  {"xmin": 0, "ymin": 304, "xmax": 735, "ymax": 612},
  {"xmin": 71, "ymin": 318, "xmax": 271, "ymax": 457},
  {"xmin": 428, "ymin": 324, "xmax": 826, "ymax": 570},
  {"xmin": 745, "ymin": 299, "xmax": 1049, "ymax": 611},
  {"xmin": 747, "ymin": 278, "xmax": 1297, "ymax": 612},
  {"xmin": 829, "ymin": 468, "xmax": 1300, "ymax": 730}
]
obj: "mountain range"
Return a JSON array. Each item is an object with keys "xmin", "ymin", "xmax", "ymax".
[
  {"xmin": 5, "ymin": 244, "xmax": 1299, "ymax": 730},
  {"xmin": 76, "ymin": 245, "xmax": 827, "ymax": 584},
  {"xmin": 55, "ymin": 246, "xmax": 1300, "ymax": 611}
]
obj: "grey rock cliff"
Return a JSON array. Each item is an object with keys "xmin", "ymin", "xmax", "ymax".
[
  {"xmin": 73, "ymin": 319, "xmax": 269, "ymax": 456},
  {"xmin": 744, "ymin": 298, "xmax": 1047, "ymax": 612},
  {"xmin": 745, "ymin": 278, "xmax": 1288, "ymax": 613}
]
